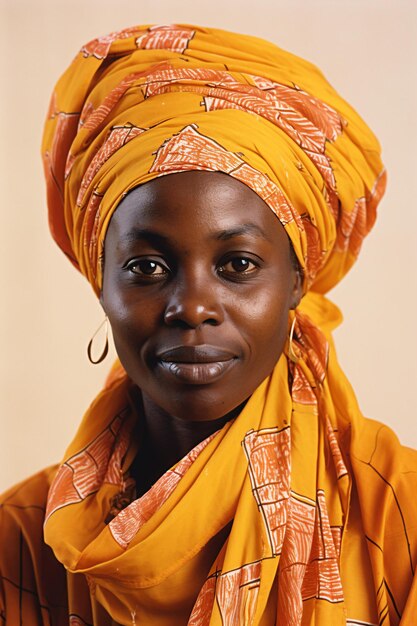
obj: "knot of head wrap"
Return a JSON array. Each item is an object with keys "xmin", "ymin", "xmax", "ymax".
[{"xmin": 42, "ymin": 24, "xmax": 386, "ymax": 296}]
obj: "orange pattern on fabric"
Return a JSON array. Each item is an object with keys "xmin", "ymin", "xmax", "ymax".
[
  {"xmin": 81, "ymin": 26, "xmax": 142, "ymax": 60},
  {"xmin": 243, "ymin": 427, "xmax": 291, "ymax": 555},
  {"xmin": 302, "ymin": 491, "xmax": 344, "ymax": 603},
  {"xmin": 142, "ymin": 66, "xmax": 238, "ymax": 98},
  {"xmin": 138, "ymin": 63, "xmax": 342, "ymax": 218},
  {"xmin": 277, "ymin": 496, "xmax": 317, "ymax": 624},
  {"xmin": 109, "ymin": 432, "xmax": 217, "ymax": 549},
  {"xmin": 136, "ymin": 24, "xmax": 196, "ymax": 53},
  {"xmin": 205, "ymin": 73, "xmax": 343, "ymax": 215},
  {"xmin": 44, "ymin": 112, "xmax": 79, "ymax": 197},
  {"xmin": 78, "ymin": 100, "xmax": 95, "ymax": 129},
  {"xmin": 45, "ymin": 411, "xmax": 131, "ymax": 522},
  {"xmin": 84, "ymin": 190, "xmax": 104, "ymax": 279},
  {"xmin": 81, "ymin": 24, "xmax": 195, "ymax": 61},
  {"xmin": 326, "ymin": 419, "xmax": 348, "ymax": 479},
  {"xmin": 301, "ymin": 215, "xmax": 327, "ymax": 287},
  {"xmin": 77, "ymin": 125, "xmax": 146, "ymax": 206},
  {"xmin": 150, "ymin": 124, "xmax": 299, "ymax": 227},
  {"xmin": 216, "ymin": 562, "xmax": 261, "ymax": 626},
  {"xmin": 188, "ymin": 575, "xmax": 217, "ymax": 626}
]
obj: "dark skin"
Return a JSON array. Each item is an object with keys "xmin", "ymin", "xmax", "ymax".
[{"xmin": 101, "ymin": 171, "xmax": 302, "ymax": 494}]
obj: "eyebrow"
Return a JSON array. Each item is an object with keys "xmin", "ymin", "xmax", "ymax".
[
  {"xmin": 214, "ymin": 223, "xmax": 270, "ymax": 241},
  {"xmin": 119, "ymin": 222, "xmax": 270, "ymax": 247},
  {"xmin": 120, "ymin": 229, "xmax": 170, "ymax": 247}
]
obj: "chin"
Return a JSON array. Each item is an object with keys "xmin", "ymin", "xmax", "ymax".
[{"xmin": 149, "ymin": 385, "xmax": 245, "ymax": 422}]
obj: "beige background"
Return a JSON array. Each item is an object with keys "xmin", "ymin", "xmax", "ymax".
[{"xmin": 1, "ymin": 0, "xmax": 416, "ymax": 492}]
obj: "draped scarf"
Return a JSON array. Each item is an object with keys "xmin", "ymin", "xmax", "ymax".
[{"xmin": 35, "ymin": 24, "xmax": 417, "ymax": 626}]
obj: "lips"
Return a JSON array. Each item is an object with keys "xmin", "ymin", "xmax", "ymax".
[
  {"xmin": 157, "ymin": 345, "xmax": 237, "ymax": 363},
  {"xmin": 156, "ymin": 344, "xmax": 238, "ymax": 384}
]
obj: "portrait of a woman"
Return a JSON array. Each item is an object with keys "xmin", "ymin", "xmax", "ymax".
[{"xmin": 1, "ymin": 12, "xmax": 416, "ymax": 626}]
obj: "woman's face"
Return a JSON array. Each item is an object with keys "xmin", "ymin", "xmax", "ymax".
[{"xmin": 101, "ymin": 171, "xmax": 301, "ymax": 422}]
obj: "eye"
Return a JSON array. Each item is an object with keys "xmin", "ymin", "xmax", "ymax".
[
  {"xmin": 126, "ymin": 258, "xmax": 168, "ymax": 277},
  {"xmin": 218, "ymin": 256, "xmax": 259, "ymax": 278}
]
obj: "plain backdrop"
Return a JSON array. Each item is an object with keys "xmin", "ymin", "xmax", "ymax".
[{"xmin": 1, "ymin": 0, "xmax": 416, "ymax": 492}]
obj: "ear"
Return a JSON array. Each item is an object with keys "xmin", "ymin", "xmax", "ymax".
[{"xmin": 290, "ymin": 268, "xmax": 303, "ymax": 310}]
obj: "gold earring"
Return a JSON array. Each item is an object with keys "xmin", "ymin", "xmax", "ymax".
[
  {"xmin": 288, "ymin": 314, "xmax": 299, "ymax": 364},
  {"xmin": 87, "ymin": 317, "xmax": 109, "ymax": 364}
]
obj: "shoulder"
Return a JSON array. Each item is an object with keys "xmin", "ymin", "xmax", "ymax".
[
  {"xmin": 0, "ymin": 464, "xmax": 58, "ymax": 506},
  {"xmin": 350, "ymin": 415, "xmax": 417, "ymax": 481},
  {"xmin": 350, "ymin": 416, "xmax": 417, "ymax": 549},
  {"xmin": 0, "ymin": 465, "xmax": 58, "ymax": 546},
  {"xmin": 0, "ymin": 466, "xmax": 68, "ymax": 621},
  {"xmin": 350, "ymin": 417, "xmax": 417, "ymax": 618},
  {"xmin": 350, "ymin": 416, "xmax": 417, "ymax": 518}
]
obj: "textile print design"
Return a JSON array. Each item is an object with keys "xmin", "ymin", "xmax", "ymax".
[
  {"xmin": 243, "ymin": 427, "xmax": 292, "ymax": 556},
  {"xmin": 76, "ymin": 125, "xmax": 147, "ymax": 206},
  {"xmin": 81, "ymin": 24, "xmax": 196, "ymax": 60},
  {"xmin": 42, "ymin": 408, "xmax": 347, "ymax": 623},
  {"xmin": 43, "ymin": 21, "xmax": 387, "ymax": 294},
  {"xmin": 108, "ymin": 432, "xmax": 218, "ymax": 549},
  {"xmin": 44, "ymin": 409, "xmax": 132, "ymax": 523},
  {"xmin": 140, "ymin": 64, "xmax": 343, "ymax": 215},
  {"xmin": 187, "ymin": 426, "xmax": 345, "ymax": 624},
  {"xmin": 189, "ymin": 563, "xmax": 261, "ymax": 626},
  {"xmin": 150, "ymin": 123, "xmax": 299, "ymax": 225},
  {"xmin": 242, "ymin": 428, "xmax": 344, "ymax": 618}
]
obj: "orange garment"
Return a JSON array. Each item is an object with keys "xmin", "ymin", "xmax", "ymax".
[{"xmin": 1, "ymin": 23, "xmax": 417, "ymax": 626}]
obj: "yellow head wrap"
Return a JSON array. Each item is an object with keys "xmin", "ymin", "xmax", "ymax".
[{"xmin": 42, "ymin": 23, "xmax": 385, "ymax": 297}]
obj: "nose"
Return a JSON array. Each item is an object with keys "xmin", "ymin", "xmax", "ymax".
[{"xmin": 164, "ymin": 275, "xmax": 224, "ymax": 328}]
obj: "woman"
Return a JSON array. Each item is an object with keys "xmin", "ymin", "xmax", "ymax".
[{"xmin": 1, "ymin": 23, "xmax": 416, "ymax": 626}]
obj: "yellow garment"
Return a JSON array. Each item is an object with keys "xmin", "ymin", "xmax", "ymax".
[
  {"xmin": 2, "ymin": 336, "xmax": 417, "ymax": 625},
  {"xmin": 1, "ymin": 23, "xmax": 416, "ymax": 626}
]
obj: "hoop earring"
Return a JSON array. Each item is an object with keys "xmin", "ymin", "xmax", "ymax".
[
  {"xmin": 288, "ymin": 314, "xmax": 299, "ymax": 364},
  {"xmin": 87, "ymin": 317, "xmax": 109, "ymax": 364}
]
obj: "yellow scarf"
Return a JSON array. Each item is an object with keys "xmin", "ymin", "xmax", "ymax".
[
  {"xmin": 43, "ymin": 292, "xmax": 359, "ymax": 626},
  {"xmin": 30, "ymin": 23, "xmax": 417, "ymax": 625}
]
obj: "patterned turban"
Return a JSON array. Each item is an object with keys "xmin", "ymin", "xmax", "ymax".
[{"xmin": 42, "ymin": 24, "xmax": 386, "ymax": 296}]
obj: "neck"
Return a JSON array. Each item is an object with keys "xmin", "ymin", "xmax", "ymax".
[{"xmin": 130, "ymin": 388, "xmax": 245, "ymax": 496}]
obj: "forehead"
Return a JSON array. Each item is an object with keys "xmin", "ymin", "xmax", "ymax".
[{"xmin": 105, "ymin": 170, "xmax": 289, "ymax": 247}]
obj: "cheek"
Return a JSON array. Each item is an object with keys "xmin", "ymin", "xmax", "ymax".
[
  {"xmin": 101, "ymin": 277, "xmax": 155, "ymax": 349},
  {"xmin": 237, "ymin": 285, "xmax": 291, "ymax": 363},
  {"xmin": 102, "ymin": 291, "xmax": 133, "ymax": 337},
  {"xmin": 104, "ymin": 297, "xmax": 156, "ymax": 382}
]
